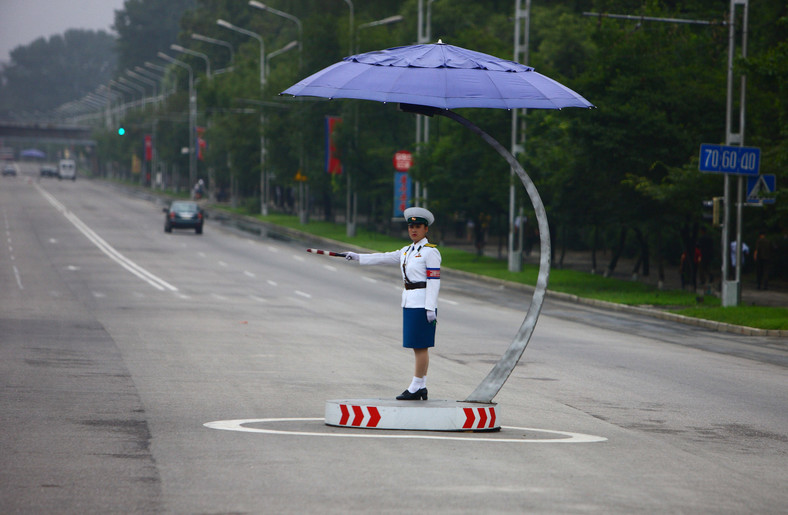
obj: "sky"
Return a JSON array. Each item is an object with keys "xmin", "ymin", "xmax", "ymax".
[{"xmin": 0, "ymin": 0, "xmax": 126, "ymax": 63}]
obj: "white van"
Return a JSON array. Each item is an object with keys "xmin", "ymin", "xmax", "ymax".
[{"xmin": 58, "ymin": 159, "xmax": 76, "ymax": 181}]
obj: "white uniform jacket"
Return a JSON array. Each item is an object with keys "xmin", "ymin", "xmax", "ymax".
[{"xmin": 358, "ymin": 237, "xmax": 441, "ymax": 311}]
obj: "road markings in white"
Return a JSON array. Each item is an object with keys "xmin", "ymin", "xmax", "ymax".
[
  {"xmin": 244, "ymin": 271, "xmax": 256, "ymax": 278},
  {"xmin": 442, "ymin": 299, "xmax": 459, "ymax": 306},
  {"xmin": 293, "ymin": 255, "xmax": 305, "ymax": 262},
  {"xmin": 66, "ymin": 265, "xmax": 80, "ymax": 271},
  {"xmin": 323, "ymin": 265, "xmax": 337, "ymax": 272},
  {"xmin": 267, "ymin": 246, "xmax": 279, "ymax": 253},
  {"xmin": 92, "ymin": 292, "xmax": 106, "ymax": 298},
  {"xmin": 212, "ymin": 293, "xmax": 228, "ymax": 301},
  {"xmin": 49, "ymin": 238, "xmax": 58, "ymax": 244},
  {"xmin": 294, "ymin": 290, "xmax": 312, "ymax": 299},
  {"xmin": 204, "ymin": 418, "xmax": 608, "ymax": 443},
  {"xmin": 267, "ymin": 280, "xmax": 278, "ymax": 287},
  {"xmin": 362, "ymin": 276, "xmax": 377, "ymax": 283},
  {"xmin": 12, "ymin": 265, "xmax": 23, "ymax": 290},
  {"xmin": 218, "ymin": 261, "xmax": 228, "ymax": 267},
  {"xmin": 249, "ymin": 295, "xmax": 267, "ymax": 303},
  {"xmin": 35, "ymin": 184, "xmax": 178, "ymax": 292}
]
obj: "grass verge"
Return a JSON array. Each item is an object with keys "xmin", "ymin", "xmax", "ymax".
[{"xmin": 230, "ymin": 209, "xmax": 788, "ymax": 331}]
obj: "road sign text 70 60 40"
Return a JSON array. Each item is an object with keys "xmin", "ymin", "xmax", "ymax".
[{"xmin": 699, "ymin": 144, "xmax": 760, "ymax": 176}]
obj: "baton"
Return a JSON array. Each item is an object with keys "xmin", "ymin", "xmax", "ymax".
[{"xmin": 306, "ymin": 248, "xmax": 347, "ymax": 258}]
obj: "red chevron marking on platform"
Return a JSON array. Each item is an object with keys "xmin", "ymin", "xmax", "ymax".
[
  {"xmin": 339, "ymin": 404, "xmax": 350, "ymax": 425},
  {"xmin": 351, "ymin": 405, "xmax": 364, "ymax": 426},
  {"xmin": 463, "ymin": 407, "xmax": 475, "ymax": 429},
  {"xmin": 488, "ymin": 407, "xmax": 496, "ymax": 428},
  {"xmin": 478, "ymin": 407, "xmax": 488, "ymax": 427},
  {"xmin": 367, "ymin": 407, "xmax": 381, "ymax": 427}
]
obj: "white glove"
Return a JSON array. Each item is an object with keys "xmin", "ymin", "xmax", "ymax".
[
  {"xmin": 345, "ymin": 252, "xmax": 359, "ymax": 261},
  {"xmin": 426, "ymin": 310, "xmax": 437, "ymax": 323}
]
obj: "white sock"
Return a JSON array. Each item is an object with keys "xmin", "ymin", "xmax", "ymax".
[{"xmin": 408, "ymin": 376, "xmax": 426, "ymax": 393}]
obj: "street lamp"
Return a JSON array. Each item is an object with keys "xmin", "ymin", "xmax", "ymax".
[
  {"xmin": 217, "ymin": 19, "xmax": 264, "ymax": 86},
  {"xmin": 171, "ymin": 43, "xmax": 211, "ymax": 79},
  {"xmin": 158, "ymin": 52, "xmax": 197, "ymax": 190},
  {"xmin": 192, "ymin": 33, "xmax": 234, "ymax": 71},
  {"xmin": 345, "ymin": 13, "xmax": 404, "ymax": 236},
  {"xmin": 508, "ymin": 0, "xmax": 530, "ymax": 273},
  {"xmin": 248, "ymin": 1, "xmax": 302, "ymax": 68},
  {"xmin": 217, "ymin": 18, "xmax": 269, "ymax": 215},
  {"xmin": 126, "ymin": 70, "xmax": 157, "ymax": 99}
]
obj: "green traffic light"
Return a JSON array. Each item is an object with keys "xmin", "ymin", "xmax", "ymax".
[{"xmin": 118, "ymin": 127, "xmax": 125, "ymax": 136}]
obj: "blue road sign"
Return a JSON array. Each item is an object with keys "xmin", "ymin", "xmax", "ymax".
[
  {"xmin": 699, "ymin": 144, "xmax": 760, "ymax": 176},
  {"xmin": 746, "ymin": 174, "xmax": 776, "ymax": 204}
]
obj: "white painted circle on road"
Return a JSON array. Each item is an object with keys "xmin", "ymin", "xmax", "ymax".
[{"xmin": 204, "ymin": 418, "xmax": 607, "ymax": 443}]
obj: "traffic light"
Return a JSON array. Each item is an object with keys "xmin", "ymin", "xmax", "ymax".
[
  {"xmin": 117, "ymin": 127, "xmax": 126, "ymax": 136},
  {"xmin": 712, "ymin": 196, "xmax": 723, "ymax": 227}
]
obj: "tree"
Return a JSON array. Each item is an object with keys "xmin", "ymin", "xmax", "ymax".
[{"xmin": 0, "ymin": 30, "xmax": 116, "ymax": 118}]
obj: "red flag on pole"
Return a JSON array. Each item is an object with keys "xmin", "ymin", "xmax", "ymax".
[{"xmin": 325, "ymin": 116, "xmax": 342, "ymax": 174}]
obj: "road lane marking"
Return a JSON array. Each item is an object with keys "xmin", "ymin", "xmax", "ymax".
[
  {"xmin": 294, "ymin": 290, "xmax": 312, "ymax": 299},
  {"xmin": 267, "ymin": 280, "xmax": 278, "ymax": 287},
  {"xmin": 13, "ymin": 265, "xmax": 23, "ymax": 290},
  {"xmin": 323, "ymin": 265, "xmax": 337, "ymax": 272},
  {"xmin": 35, "ymin": 184, "xmax": 178, "ymax": 292},
  {"xmin": 204, "ymin": 418, "xmax": 608, "ymax": 443},
  {"xmin": 244, "ymin": 271, "xmax": 256, "ymax": 278}
]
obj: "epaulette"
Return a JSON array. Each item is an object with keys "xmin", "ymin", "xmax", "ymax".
[{"xmin": 424, "ymin": 243, "xmax": 438, "ymax": 248}]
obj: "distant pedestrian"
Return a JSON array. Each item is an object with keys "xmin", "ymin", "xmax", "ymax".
[
  {"xmin": 754, "ymin": 232, "xmax": 774, "ymax": 290},
  {"xmin": 698, "ymin": 227, "xmax": 714, "ymax": 287},
  {"xmin": 730, "ymin": 241, "xmax": 749, "ymax": 278}
]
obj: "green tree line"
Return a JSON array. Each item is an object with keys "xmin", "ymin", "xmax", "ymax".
[{"xmin": 14, "ymin": 0, "xmax": 788, "ymax": 278}]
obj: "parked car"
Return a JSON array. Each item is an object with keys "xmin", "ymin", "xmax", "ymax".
[
  {"xmin": 2, "ymin": 163, "xmax": 16, "ymax": 176},
  {"xmin": 58, "ymin": 159, "xmax": 76, "ymax": 180},
  {"xmin": 164, "ymin": 201, "xmax": 203, "ymax": 234},
  {"xmin": 40, "ymin": 164, "xmax": 58, "ymax": 177}
]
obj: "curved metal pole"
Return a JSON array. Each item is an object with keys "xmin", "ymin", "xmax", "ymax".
[{"xmin": 430, "ymin": 108, "xmax": 550, "ymax": 403}]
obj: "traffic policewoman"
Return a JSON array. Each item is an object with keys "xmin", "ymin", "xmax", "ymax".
[{"xmin": 344, "ymin": 207, "xmax": 441, "ymax": 400}]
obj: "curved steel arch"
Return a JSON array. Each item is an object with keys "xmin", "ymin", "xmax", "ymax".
[{"xmin": 405, "ymin": 106, "xmax": 550, "ymax": 404}]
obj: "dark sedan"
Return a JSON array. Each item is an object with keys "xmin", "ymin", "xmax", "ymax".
[{"xmin": 163, "ymin": 201, "xmax": 203, "ymax": 234}]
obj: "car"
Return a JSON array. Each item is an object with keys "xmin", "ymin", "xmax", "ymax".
[
  {"xmin": 58, "ymin": 159, "xmax": 76, "ymax": 180},
  {"xmin": 164, "ymin": 201, "xmax": 204, "ymax": 234},
  {"xmin": 2, "ymin": 164, "xmax": 16, "ymax": 176},
  {"xmin": 40, "ymin": 164, "xmax": 58, "ymax": 178}
]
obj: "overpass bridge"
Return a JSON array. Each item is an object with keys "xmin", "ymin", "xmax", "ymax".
[{"xmin": 0, "ymin": 121, "xmax": 95, "ymax": 147}]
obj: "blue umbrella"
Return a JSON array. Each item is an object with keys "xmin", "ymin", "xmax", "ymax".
[
  {"xmin": 283, "ymin": 42, "xmax": 593, "ymax": 403},
  {"xmin": 282, "ymin": 42, "xmax": 593, "ymax": 110}
]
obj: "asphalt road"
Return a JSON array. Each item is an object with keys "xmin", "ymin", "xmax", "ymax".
[{"xmin": 1, "ymin": 166, "xmax": 787, "ymax": 514}]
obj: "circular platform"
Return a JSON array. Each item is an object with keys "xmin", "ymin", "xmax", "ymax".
[{"xmin": 325, "ymin": 399, "xmax": 499, "ymax": 432}]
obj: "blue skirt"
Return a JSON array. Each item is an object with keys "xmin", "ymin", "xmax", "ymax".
[{"xmin": 402, "ymin": 308, "xmax": 436, "ymax": 349}]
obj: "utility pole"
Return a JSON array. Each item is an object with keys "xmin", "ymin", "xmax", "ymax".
[{"xmin": 583, "ymin": 6, "xmax": 746, "ymax": 305}]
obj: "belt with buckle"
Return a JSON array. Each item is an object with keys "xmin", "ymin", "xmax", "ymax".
[{"xmin": 404, "ymin": 282, "xmax": 427, "ymax": 290}]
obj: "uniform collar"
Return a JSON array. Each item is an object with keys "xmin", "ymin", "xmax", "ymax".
[{"xmin": 412, "ymin": 237, "xmax": 429, "ymax": 248}]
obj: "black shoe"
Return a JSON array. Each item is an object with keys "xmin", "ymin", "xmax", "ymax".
[{"xmin": 396, "ymin": 388, "xmax": 428, "ymax": 400}]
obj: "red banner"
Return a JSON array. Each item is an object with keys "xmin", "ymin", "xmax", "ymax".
[
  {"xmin": 144, "ymin": 134, "xmax": 152, "ymax": 161},
  {"xmin": 325, "ymin": 116, "xmax": 342, "ymax": 174}
]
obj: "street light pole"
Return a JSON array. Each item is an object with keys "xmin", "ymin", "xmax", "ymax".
[
  {"xmin": 217, "ymin": 19, "xmax": 269, "ymax": 215},
  {"xmin": 170, "ymin": 44, "xmax": 211, "ymax": 79},
  {"xmin": 157, "ymin": 52, "xmax": 196, "ymax": 191},
  {"xmin": 248, "ymin": 1, "xmax": 302, "ymax": 69},
  {"xmin": 508, "ymin": 0, "xmax": 530, "ymax": 272},
  {"xmin": 191, "ymin": 33, "xmax": 234, "ymax": 69}
]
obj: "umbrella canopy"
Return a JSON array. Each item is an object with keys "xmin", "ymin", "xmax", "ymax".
[
  {"xmin": 281, "ymin": 41, "xmax": 593, "ymax": 110},
  {"xmin": 21, "ymin": 148, "xmax": 46, "ymax": 159}
]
